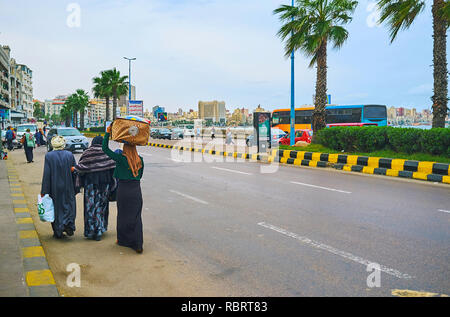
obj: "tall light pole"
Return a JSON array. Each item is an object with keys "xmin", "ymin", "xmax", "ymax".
[
  {"xmin": 124, "ymin": 57, "xmax": 136, "ymax": 115},
  {"xmin": 290, "ymin": 0, "xmax": 295, "ymax": 146}
]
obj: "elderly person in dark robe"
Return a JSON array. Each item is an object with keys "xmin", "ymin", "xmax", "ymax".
[
  {"xmin": 41, "ymin": 136, "xmax": 77, "ymax": 239},
  {"xmin": 74, "ymin": 136, "xmax": 116, "ymax": 241}
]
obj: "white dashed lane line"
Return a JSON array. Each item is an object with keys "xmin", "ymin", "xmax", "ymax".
[
  {"xmin": 258, "ymin": 222, "xmax": 413, "ymax": 280},
  {"xmin": 290, "ymin": 181, "xmax": 352, "ymax": 194},
  {"xmin": 169, "ymin": 190, "xmax": 209, "ymax": 205}
]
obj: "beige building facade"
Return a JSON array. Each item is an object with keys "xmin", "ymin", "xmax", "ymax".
[{"xmin": 198, "ymin": 100, "xmax": 226, "ymax": 123}]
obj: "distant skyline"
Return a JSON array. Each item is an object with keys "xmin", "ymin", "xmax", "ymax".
[{"xmin": 0, "ymin": 0, "xmax": 445, "ymax": 112}]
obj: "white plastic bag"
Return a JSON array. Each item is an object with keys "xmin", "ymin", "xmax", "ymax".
[{"xmin": 37, "ymin": 194, "xmax": 55, "ymax": 222}]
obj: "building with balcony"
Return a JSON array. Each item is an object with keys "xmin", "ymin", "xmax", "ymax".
[
  {"xmin": 18, "ymin": 64, "xmax": 33, "ymax": 118},
  {"xmin": 0, "ymin": 45, "xmax": 11, "ymax": 125}
]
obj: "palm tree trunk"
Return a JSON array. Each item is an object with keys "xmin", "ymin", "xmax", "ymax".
[
  {"xmin": 105, "ymin": 96, "xmax": 110, "ymax": 123},
  {"xmin": 312, "ymin": 40, "xmax": 328, "ymax": 134},
  {"xmin": 80, "ymin": 109, "xmax": 85, "ymax": 131},
  {"xmin": 431, "ymin": 0, "xmax": 448, "ymax": 128},
  {"xmin": 113, "ymin": 89, "xmax": 117, "ymax": 121}
]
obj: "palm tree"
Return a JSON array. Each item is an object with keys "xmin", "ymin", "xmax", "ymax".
[
  {"xmin": 103, "ymin": 68, "xmax": 128, "ymax": 120},
  {"xmin": 377, "ymin": 0, "xmax": 449, "ymax": 128},
  {"xmin": 274, "ymin": 0, "xmax": 358, "ymax": 133},
  {"xmin": 93, "ymin": 71, "xmax": 112, "ymax": 124},
  {"xmin": 64, "ymin": 95, "xmax": 78, "ymax": 128},
  {"xmin": 72, "ymin": 89, "xmax": 90, "ymax": 131},
  {"xmin": 60, "ymin": 103, "xmax": 73, "ymax": 127}
]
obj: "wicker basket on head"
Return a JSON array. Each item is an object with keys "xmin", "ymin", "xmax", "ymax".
[{"xmin": 110, "ymin": 117, "xmax": 150, "ymax": 146}]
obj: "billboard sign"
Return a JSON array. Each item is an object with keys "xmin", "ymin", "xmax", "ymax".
[
  {"xmin": 158, "ymin": 112, "xmax": 168, "ymax": 122},
  {"xmin": 128, "ymin": 100, "xmax": 144, "ymax": 117}
]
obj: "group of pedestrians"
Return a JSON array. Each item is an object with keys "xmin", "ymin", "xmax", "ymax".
[
  {"xmin": 40, "ymin": 125, "xmax": 145, "ymax": 254},
  {"xmin": 4, "ymin": 126, "xmax": 46, "ymax": 163}
]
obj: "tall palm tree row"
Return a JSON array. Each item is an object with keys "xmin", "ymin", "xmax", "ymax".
[
  {"xmin": 377, "ymin": 0, "xmax": 449, "ymax": 128},
  {"xmin": 92, "ymin": 68, "xmax": 128, "ymax": 124},
  {"xmin": 73, "ymin": 89, "xmax": 90, "ymax": 131},
  {"xmin": 274, "ymin": 0, "xmax": 358, "ymax": 133},
  {"xmin": 63, "ymin": 89, "xmax": 90, "ymax": 130}
]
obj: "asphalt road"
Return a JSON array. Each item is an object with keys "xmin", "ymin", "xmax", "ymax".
[
  {"xmin": 9, "ymin": 141, "xmax": 449, "ymax": 296},
  {"xmin": 126, "ymin": 143, "xmax": 449, "ymax": 296}
]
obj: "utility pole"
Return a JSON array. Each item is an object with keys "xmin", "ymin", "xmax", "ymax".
[{"xmin": 124, "ymin": 57, "xmax": 136, "ymax": 115}]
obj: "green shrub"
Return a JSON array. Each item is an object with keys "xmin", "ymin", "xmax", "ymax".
[
  {"xmin": 316, "ymin": 126, "xmax": 450, "ymax": 157},
  {"xmin": 88, "ymin": 127, "xmax": 105, "ymax": 133}
]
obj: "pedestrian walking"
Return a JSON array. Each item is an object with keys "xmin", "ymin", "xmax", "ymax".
[
  {"xmin": 39, "ymin": 128, "xmax": 46, "ymax": 145},
  {"xmin": 226, "ymin": 128, "xmax": 234, "ymax": 145},
  {"xmin": 74, "ymin": 136, "xmax": 116, "ymax": 241},
  {"xmin": 22, "ymin": 129, "xmax": 35, "ymax": 163},
  {"xmin": 41, "ymin": 136, "xmax": 77, "ymax": 239},
  {"xmin": 211, "ymin": 126, "xmax": 215, "ymax": 140},
  {"xmin": 5, "ymin": 126, "xmax": 14, "ymax": 151},
  {"xmin": 34, "ymin": 129, "xmax": 43, "ymax": 147},
  {"xmin": 103, "ymin": 126, "xmax": 145, "ymax": 254}
]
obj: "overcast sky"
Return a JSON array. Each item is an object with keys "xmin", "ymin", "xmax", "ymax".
[{"xmin": 0, "ymin": 0, "xmax": 443, "ymax": 112}]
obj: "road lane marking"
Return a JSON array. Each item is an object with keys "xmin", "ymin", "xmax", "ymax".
[
  {"xmin": 257, "ymin": 222, "xmax": 413, "ymax": 280},
  {"xmin": 290, "ymin": 181, "xmax": 351, "ymax": 194},
  {"xmin": 169, "ymin": 190, "xmax": 209, "ymax": 205},
  {"xmin": 140, "ymin": 153, "xmax": 153, "ymax": 157},
  {"xmin": 438, "ymin": 209, "xmax": 450, "ymax": 214},
  {"xmin": 391, "ymin": 289, "xmax": 448, "ymax": 297},
  {"xmin": 211, "ymin": 166, "xmax": 252, "ymax": 175}
]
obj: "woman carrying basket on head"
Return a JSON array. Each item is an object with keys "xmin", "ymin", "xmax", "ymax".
[{"xmin": 102, "ymin": 124, "xmax": 145, "ymax": 254}]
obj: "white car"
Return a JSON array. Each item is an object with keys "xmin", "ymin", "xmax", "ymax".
[
  {"xmin": 16, "ymin": 124, "xmax": 38, "ymax": 141},
  {"xmin": 183, "ymin": 128, "xmax": 194, "ymax": 138}
]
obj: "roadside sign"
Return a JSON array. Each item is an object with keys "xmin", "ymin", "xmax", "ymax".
[{"xmin": 253, "ymin": 112, "xmax": 272, "ymax": 153}]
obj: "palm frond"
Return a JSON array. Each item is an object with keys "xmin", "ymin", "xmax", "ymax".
[{"xmin": 377, "ymin": 0, "xmax": 426, "ymax": 42}]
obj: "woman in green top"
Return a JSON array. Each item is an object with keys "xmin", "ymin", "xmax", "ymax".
[
  {"xmin": 23, "ymin": 128, "xmax": 36, "ymax": 163},
  {"xmin": 103, "ymin": 127, "xmax": 145, "ymax": 253}
]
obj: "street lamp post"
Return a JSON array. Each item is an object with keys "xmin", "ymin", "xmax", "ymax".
[
  {"xmin": 123, "ymin": 57, "xmax": 136, "ymax": 116},
  {"xmin": 290, "ymin": 0, "xmax": 295, "ymax": 146}
]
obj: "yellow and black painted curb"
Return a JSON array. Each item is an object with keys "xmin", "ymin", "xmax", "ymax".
[
  {"xmin": 276, "ymin": 149, "xmax": 450, "ymax": 184},
  {"xmin": 5, "ymin": 161, "xmax": 59, "ymax": 297},
  {"xmin": 148, "ymin": 142, "xmax": 450, "ymax": 184}
]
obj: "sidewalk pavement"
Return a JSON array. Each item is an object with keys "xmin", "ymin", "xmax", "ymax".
[{"xmin": 0, "ymin": 159, "xmax": 59, "ymax": 297}]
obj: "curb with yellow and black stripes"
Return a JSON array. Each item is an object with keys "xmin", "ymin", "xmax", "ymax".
[
  {"xmin": 148, "ymin": 142, "xmax": 450, "ymax": 185},
  {"xmin": 5, "ymin": 161, "xmax": 59, "ymax": 297}
]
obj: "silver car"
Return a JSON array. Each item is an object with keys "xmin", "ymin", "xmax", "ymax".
[{"xmin": 47, "ymin": 127, "xmax": 89, "ymax": 152}]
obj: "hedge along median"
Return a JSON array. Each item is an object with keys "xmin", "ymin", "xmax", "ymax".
[{"xmin": 316, "ymin": 126, "xmax": 450, "ymax": 157}]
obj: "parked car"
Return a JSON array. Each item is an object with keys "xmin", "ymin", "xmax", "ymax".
[
  {"xmin": 246, "ymin": 128, "xmax": 287, "ymax": 147},
  {"xmin": 183, "ymin": 127, "xmax": 194, "ymax": 138},
  {"xmin": 154, "ymin": 128, "xmax": 172, "ymax": 140},
  {"xmin": 16, "ymin": 124, "xmax": 38, "ymax": 143},
  {"xmin": 1, "ymin": 130, "xmax": 20, "ymax": 149},
  {"xmin": 47, "ymin": 127, "xmax": 89, "ymax": 152},
  {"xmin": 150, "ymin": 128, "xmax": 159, "ymax": 138},
  {"xmin": 171, "ymin": 128, "xmax": 184, "ymax": 140},
  {"xmin": 279, "ymin": 129, "xmax": 312, "ymax": 145}
]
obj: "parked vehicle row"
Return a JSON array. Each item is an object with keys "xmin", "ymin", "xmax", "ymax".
[{"xmin": 150, "ymin": 127, "xmax": 195, "ymax": 140}]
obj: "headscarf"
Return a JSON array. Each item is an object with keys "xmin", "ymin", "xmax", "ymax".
[
  {"xmin": 75, "ymin": 136, "xmax": 116, "ymax": 173},
  {"xmin": 51, "ymin": 136, "xmax": 66, "ymax": 151},
  {"xmin": 91, "ymin": 135, "xmax": 104, "ymax": 147},
  {"xmin": 122, "ymin": 144, "xmax": 142, "ymax": 178}
]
